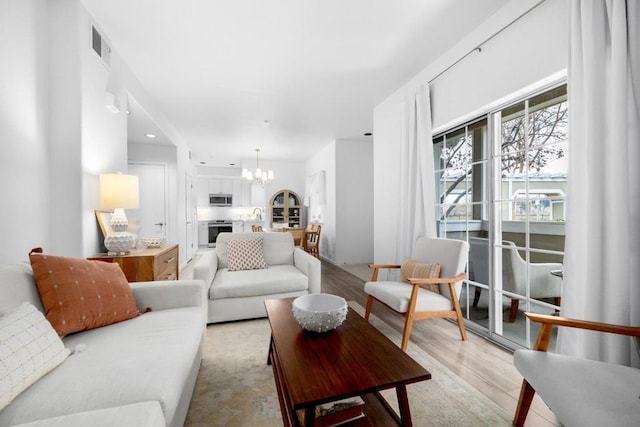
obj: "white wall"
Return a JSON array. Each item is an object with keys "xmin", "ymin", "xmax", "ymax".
[
  {"xmin": 0, "ymin": 0, "xmax": 50, "ymax": 263},
  {"xmin": 335, "ymin": 140, "xmax": 373, "ymax": 264},
  {"xmin": 306, "ymin": 142, "xmax": 336, "ymax": 262},
  {"xmin": 0, "ymin": 0, "xmax": 193, "ymax": 262},
  {"xmin": 373, "ymin": 0, "xmax": 568, "ymax": 263}
]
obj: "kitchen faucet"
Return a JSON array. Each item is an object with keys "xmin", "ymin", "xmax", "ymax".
[{"xmin": 252, "ymin": 207, "xmax": 263, "ymax": 221}]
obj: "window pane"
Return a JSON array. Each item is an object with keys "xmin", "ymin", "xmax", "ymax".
[{"xmin": 501, "ymin": 101, "xmax": 526, "ymax": 158}]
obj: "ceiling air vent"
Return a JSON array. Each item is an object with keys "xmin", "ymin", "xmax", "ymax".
[{"xmin": 91, "ymin": 25, "xmax": 111, "ymax": 69}]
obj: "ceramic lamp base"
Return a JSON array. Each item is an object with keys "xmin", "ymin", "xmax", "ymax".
[{"xmin": 105, "ymin": 232, "xmax": 135, "ymax": 255}]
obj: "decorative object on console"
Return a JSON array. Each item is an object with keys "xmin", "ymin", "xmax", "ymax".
[
  {"xmin": 29, "ymin": 248, "xmax": 140, "ymax": 336},
  {"xmin": 140, "ymin": 236, "xmax": 165, "ymax": 248},
  {"xmin": 292, "ymin": 293, "xmax": 347, "ymax": 333},
  {"xmin": 0, "ymin": 302, "xmax": 70, "ymax": 411},
  {"xmin": 99, "ymin": 173, "xmax": 139, "ymax": 255},
  {"xmin": 242, "ymin": 148, "xmax": 274, "ymax": 184}
]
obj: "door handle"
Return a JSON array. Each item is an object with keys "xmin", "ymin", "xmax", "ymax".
[{"xmin": 154, "ymin": 222, "xmax": 164, "ymax": 226}]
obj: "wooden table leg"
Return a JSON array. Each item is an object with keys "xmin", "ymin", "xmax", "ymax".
[
  {"xmin": 396, "ymin": 385, "xmax": 413, "ymax": 426},
  {"xmin": 304, "ymin": 406, "xmax": 315, "ymax": 427},
  {"xmin": 267, "ymin": 335, "xmax": 273, "ymax": 366}
]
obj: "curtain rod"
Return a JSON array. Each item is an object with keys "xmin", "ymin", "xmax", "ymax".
[{"xmin": 428, "ymin": 0, "xmax": 547, "ymax": 84}]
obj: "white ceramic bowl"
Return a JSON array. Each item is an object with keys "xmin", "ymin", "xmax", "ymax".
[
  {"xmin": 292, "ymin": 294, "xmax": 348, "ymax": 333},
  {"xmin": 141, "ymin": 236, "xmax": 165, "ymax": 248}
]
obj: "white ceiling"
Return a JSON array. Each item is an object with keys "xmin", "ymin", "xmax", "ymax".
[{"xmin": 82, "ymin": 0, "xmax": 508, "ymax": 167}]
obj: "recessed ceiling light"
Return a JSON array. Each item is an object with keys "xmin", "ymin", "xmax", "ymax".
[
  {"xmin": 364, "ymin": 132, "xmax": 372, "ymax": 136},
  {"xmin": 145, "ymin": 133, "xmax": 156, "ymax": 139},
  {"xmin": 229, "ymin": 163, "xmax": 236, "ymax": 166}
]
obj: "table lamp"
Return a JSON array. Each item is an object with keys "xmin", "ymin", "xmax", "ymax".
[{"xmin": 99, "ymin": 173, "xmax": 139, "ymax": 254}]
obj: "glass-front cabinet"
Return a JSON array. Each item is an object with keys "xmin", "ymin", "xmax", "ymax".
[{"xmin": 270, "ymin": 190, "xmax": 303, "ymax": 228}]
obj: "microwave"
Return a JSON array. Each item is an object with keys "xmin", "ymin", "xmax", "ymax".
[{"xmin": 209, "ymin": 194, "xmax": 232, "ymax": 206}]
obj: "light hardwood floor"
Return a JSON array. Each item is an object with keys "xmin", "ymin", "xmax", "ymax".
[{"xmin": 180, "ymin": 255, "xmax": 561, "ymax": 426}]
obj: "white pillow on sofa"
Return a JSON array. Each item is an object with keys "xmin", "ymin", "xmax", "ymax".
[{"xmin": 0, "ymin": 302, "xmax": 70, "ymax": 410}]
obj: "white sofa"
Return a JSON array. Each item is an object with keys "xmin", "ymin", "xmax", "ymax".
[
  {"xmin": 194, "ymin": 232, "xmax": 321, "ymax": 323},
  {"xmin": 0, "ymin": 262, "xmax": 207, "ymax": 427}
]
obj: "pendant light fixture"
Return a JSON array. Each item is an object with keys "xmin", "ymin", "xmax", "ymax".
[{"xmin": 243, "ymin": 148, "xmax": 274, "ymax": 184}]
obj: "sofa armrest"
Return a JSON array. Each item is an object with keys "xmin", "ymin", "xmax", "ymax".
[
  {"xmin": 293, "ymin": 248, "xmax": 321, "ymax": 294},
  {"xmin": 131, "ymin": 280, "xmax": 207, "ymax": 315},
  {"xmin": 193, "ymin": 250, "xmax": 218, "ymax": 287}
]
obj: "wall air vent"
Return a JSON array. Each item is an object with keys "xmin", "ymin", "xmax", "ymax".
[{"xmin": 91, "ymin": 25, "xmax": 111, "ymax": 69}]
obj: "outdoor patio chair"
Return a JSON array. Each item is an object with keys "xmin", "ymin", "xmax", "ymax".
[{"xmin": 469, "ymin": 237, "xmax": 562, "ymax": 322}]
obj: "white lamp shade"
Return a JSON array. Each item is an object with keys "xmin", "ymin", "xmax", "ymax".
[{"xmin": 99, "ymin": 174, "xmax": 139, "ymax": 209}]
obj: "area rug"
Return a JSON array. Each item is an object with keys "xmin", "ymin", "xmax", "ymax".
[{"xmin": 184, "ymin": 302, "xmax": 513, "ymax": 426}]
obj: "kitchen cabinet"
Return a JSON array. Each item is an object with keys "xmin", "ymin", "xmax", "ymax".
[
  {"xmin": 270, "ymin": 190, "xmax": 303, "ymax": 228},
  {"xmin": 196, "ymin": 178, "xmax": 209, "ymax": 206},
  {"xmin": 232, "ymin": 221, "xmax": 243, "ymax": 233},
  {"xmin": 88, "ymin": 245, "xmax": 179, "ymax": 282},
  {"xmin": 197, "ymin": 177, "xmax": 246, "ymax": 206},
  {"xmin": 209, "ymin": 178, "xmax": 233, "ymax": 195},
  {"xmin": 198, "ymin": 222, "xmax": 209, "ymax": 246}
]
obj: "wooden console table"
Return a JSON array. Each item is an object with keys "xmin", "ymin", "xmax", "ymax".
[{"xmin": 88, "ymin": 244, "xmax": 179, "ymax": 282}]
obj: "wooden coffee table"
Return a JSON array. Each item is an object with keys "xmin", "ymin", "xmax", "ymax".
[{"xmin": 265, "ymin": 298, "xmax": 431, "ymax": 427}]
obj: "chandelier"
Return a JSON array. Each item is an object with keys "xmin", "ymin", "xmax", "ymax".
[{"xmin": 243, "ymin": 148, "xmax": 274, "ymax": 184}]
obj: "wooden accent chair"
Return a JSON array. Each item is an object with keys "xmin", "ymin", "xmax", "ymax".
[
  {"xmin": 469, "ymin": 238, "xmax": 562, "ymax": 322},
  {"xmin": 251, "ymin": 224, "xmax": 263, "ymax": 232},
  {"xmin": 303, "ymin": 224, "xmax": 321, "ymax": 258},
  {"xmin": 364, "ymin": 237, "xmax": 469, "ymax": 351},
  {"xmin": 513, "ymin": 313, "xmax": 640, "ymax": 426},
  {"xmin": 283, "ymin": 227, "xmax": 304, "ymax": 247}
]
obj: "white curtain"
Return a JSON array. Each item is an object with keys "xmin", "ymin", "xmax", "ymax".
[
  {"xmin": 559, "ymin": 0, "xmax": 640, "ymax": 367},
  {"xmin": 395, "ymin": 84, "xmax": 437, "ymax": 262}
]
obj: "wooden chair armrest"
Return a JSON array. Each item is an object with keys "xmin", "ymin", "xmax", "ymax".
[
  {"xmin": 525, "ymin": 312, "xmax": 640, "ymax": 337},
  {"xmin": 367, "ymin": 264, "xmax": 401, "ymax": 282},
  {"xmin": 407, "ymin": 272, "xmax": 465, "ymax": 286},
  {"xmin": 367, "ymin": 264, "xmax": 401, "ymax": 269}
]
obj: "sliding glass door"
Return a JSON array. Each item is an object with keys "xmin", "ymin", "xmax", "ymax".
[{"xmin": 433, "ymin": 83, "xmax": 568, "ymax": 350}]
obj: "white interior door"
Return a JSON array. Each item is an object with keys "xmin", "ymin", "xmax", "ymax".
[{"xmin": 128, "ymin": 163, "xmax": 167, "ymax": 243}]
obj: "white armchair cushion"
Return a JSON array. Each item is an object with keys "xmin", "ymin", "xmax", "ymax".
[
  {"xmin": 0, "ymin": 303, "xmax": 70, "ymax": 411},
  {"xmin": 364, "ymin": 281, "xmax": 453, "ymax": 313},
  {"xmin": 514, "ymin": 349, "xmax": 640, "ymax": 427},
  {"xmin": 211, "ymin": 265, "xmax": 309, "ymax": 299}
]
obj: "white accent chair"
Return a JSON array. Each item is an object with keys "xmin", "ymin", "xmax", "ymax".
[
  {"xmin": 469, "ymin": 237, "xmax": 562, "ymax": 322},
  {"xmin": 513, "ymin": 312, "xmax": 640, "ymax": 426},
  {"xmin": 364, "ymin": 237, "xmax": 469, "ymax": 351}
]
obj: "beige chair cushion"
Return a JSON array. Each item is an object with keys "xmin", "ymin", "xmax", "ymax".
[{"xmin": 400, "ymin": 258, "xmax": 441, "ymax": 293}]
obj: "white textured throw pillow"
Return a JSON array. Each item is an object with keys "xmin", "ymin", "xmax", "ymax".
[
  {"xmin": 0, "ymin": 302, "xmax": 70, "ymax": 410},
  {"xmin": 227, "ymin": 237, "xmax": 268, "ymax": 271}
]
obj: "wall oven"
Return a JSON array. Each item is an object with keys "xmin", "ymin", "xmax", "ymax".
[{"xmin": 208, "ymin": 220, "xmax": 232, "ymax": 247}]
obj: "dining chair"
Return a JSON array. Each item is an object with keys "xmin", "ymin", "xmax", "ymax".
[
  {"xmin": 251, "ymin": 224, "xmax": 263, "ymax": 232},
  {"xmin": 302, "ymin": 224, "xmax": 321, "ymax": 258},
  {"xmin": 283, "ymin": 227, "xmax": 304, "ymax": 247},
  {"xmin": 364, "ymin": 237, "xmax": 469, "ymax": 351}
]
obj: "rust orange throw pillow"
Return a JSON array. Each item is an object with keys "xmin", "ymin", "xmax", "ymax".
[{"xmin": 29, "ymin": 250, "xmax": 139, "ymax": 336}]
